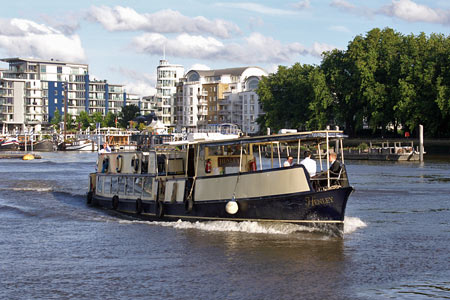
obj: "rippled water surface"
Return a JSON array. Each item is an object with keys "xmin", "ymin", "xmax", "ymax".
[{"xmin": 0, "ymin": 152, "xmax": 449, "ymax": 299}]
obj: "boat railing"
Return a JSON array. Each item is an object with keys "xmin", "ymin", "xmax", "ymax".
[{"xmin": 309, "ymin": 164, "xmax": 349, "ymax": 191}]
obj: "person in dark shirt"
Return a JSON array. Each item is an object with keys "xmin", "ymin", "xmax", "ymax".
[{"xmin": 329, "ymin": 152, "xmax": 341, "ymax": 176}]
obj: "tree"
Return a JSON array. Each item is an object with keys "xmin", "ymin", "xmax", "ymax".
[
  {"xmin": 91, "ymin": 111, "xmax": 103, "ymax": 128},
  {"xmin": 257, "ymin": 64, "xmax": 324, "ymax": 132},
  {"xmin": 76, "ymin": 111, "xmax": 92, "ymax": 130},
  {"xmin": 51, "ymin": 109, "xmax": 62, "ymax": 129},
  {"xmin": 104, "ymin": 112, "xmax": 117, "ymax": 128},
  {"xmin": 119, "ymin": 105, "xmax": 140, "ymax": 128}
]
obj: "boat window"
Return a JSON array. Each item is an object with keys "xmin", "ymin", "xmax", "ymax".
[
  {"xmin": 167, "ymin": 158, "xmax": 185, "ymax": 175},
  {"xmin": 111, "ymin": 176, "xmax": 119, "ymax": 195},
  {"xmin": 126, "ymin": 177, "xmax": 134, "ymax": 195},
  {"xmin": 104, "ymin": 176, "xmax": 111, "ymax": 194},
  {"xmin": 157, "ymin": 154, "xmax": 166, "ymax": 175},
  {"xmin": 142, "ymin": 177, "xmax": 153, "ymax": 198},
  {"xmin": 96, "ymin": 176, "xmax": 103, "ymax": 193},
  {"xmin": 118, "ymin": 177, "xmax": 126, "ymax": 195},
  {"xmin": 134, "ymin": 178, "xmax": 143, "ymax": 196},
  {"xmin": 148, "ymin": 152, "xmax": 157, "ymax": 175}
]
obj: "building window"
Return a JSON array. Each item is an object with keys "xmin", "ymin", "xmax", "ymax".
[{"xmin": 57, "ymin": 66, "xmax": 62, "ymax": 74}]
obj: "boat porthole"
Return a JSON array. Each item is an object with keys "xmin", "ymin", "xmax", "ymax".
[
  {"xmin": 112, "ymin": 195, "xmax": 119, "ymax": 210},
  {"xmin": 136, "ymin": 198, "xmax": 143, "ymax": 214}
]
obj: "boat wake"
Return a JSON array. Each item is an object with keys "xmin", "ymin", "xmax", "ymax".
[
  {"xmin": 118, "ymin": 217, "xmax": 367, "ymax": 236},
  {"xmin": 343, "ymin": 216, "xmax": 367, "ymax": 234},
  {"xmin": 0, "ymin": 187, "xmax": 54, "ymax": 192}
]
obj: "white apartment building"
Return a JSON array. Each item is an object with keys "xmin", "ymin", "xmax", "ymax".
[
  {"xmin": 155, "ymin": 59, "xmax": 184, "ymax": 126},
  {"xmin": 0, "ymin": 58, "xmax": 135, "ymax": 133},
  {"xmin": 141, "ymin": 95, "xmax": 157, "ymax": 115},
  {"xmin": 177, "ymin": 67, "xmax": 267, "ymax": 134}
]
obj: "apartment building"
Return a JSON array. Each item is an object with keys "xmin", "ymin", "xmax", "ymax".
[
  {"xmin": 0, "ymin": 58, "xmax": 132, "ymax": 133},
  {"xmin": 141, "ymin": 94, "xmax": 157, "ymax": 116},
  {"xmin": 155, "ymin": 59, "xmax": 184, "ymax": 126},
  {"xmin": 176, "ymin": 67, "xmax": 267, "ymax": 134}
]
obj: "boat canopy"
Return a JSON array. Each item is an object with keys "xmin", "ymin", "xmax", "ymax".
[{"xmin": 166, "ymin": 130, "xmax": 346, "ymax": 147}]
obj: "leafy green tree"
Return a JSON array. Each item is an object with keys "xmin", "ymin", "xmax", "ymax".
[
  {"xmin": 64, "ymin": 113, "xmax": 76, "ymax": 131},
  {"xmin": 257, "ymin": 64, "xmax": 324, "ymax": 132},
  {"xmin": 51, "ymin": 109, "xmax": 62, "ymax": 129},
  {"xmin": 91, "ymin": 111, "xmax": 103, "ymax": 128},
  {"xmin": 76, "ymin": 111, "xmax": 92, "ymax": 130},
  {"xmin": 119, "ymin": 105, "xmax": 140, "ymax": 128},
  {"xmin": 104, "ymin": 112, "xmax": 117, "ymax": 128}
]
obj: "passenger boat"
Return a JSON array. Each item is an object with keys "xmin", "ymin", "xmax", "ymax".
[
  {"xmin": 0, "ymin": 137, "xmax": 20, "ymax": 151},
  {"xmin": 87, "ymin": 130, "xmax": 353, "ymax": 234}
]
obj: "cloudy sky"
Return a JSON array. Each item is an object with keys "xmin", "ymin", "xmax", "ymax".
[{"xmin": 1, "ymin": 0, "xmax": 449, "ymax": 96}]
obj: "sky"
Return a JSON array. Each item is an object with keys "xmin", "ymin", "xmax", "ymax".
[{"xmin": 1, "ymin": 0, "xmax": 450, "ymax": 96}]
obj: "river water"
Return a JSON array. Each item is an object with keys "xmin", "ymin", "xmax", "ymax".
[{"xmin": 0, "ymin": 152, "xmax": 449, "ymax": 299}]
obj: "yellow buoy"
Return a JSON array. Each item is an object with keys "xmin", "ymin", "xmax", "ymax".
[{"xmin": 22, "ymin": 154, "xmax": 35, "ymax": 160}]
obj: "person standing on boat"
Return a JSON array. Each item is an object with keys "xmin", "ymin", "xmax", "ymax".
[
  {"xmin": 300, "ymin": 151, "xmax": 316, "ymax": 177},
  {"xmin": 328, "ymin": 152, "xmax": 341, "ymax": 176},
  {"xmin": 283, "ymin": 156, "xmax": 294, "ymax": 167},
  {"xmin": 99, "ymin": 142, "xmax": 111, "ymax": 154}
]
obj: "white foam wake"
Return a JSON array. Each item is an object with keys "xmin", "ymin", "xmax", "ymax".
[
  {"xmin": 119, "ymin": 219, "xmax": 320, "ymax": 235},
  {"xmin": 119, "ymin": 217, "xmax": 367, "ymax": 236},
  {"xmin": 343, "ymin": 216, "xmax": 367, "ymax": 234},
  {"xmin": 0, "ymin": 187, "xmax": 53, "ymax": 192}
]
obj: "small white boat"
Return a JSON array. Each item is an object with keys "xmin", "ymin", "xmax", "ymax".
[{"xmin": 59, "ymin": 139, "xmax": 97, "ymax": 151}]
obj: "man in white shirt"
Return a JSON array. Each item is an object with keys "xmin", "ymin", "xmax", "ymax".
[{"xmin": 300, "ymin": 150, "xmax": 317, "ymax": 177}]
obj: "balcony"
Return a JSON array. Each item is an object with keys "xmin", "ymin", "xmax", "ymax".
[
  {"xmin": 197, "ymin": 99, "xmax": 208, "ymax": 106},
  {"xmin": 198, "ymin": 109, "xmax": 208, "ymax": 116}
]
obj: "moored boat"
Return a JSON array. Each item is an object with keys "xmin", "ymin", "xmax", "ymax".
[
  {"xmin": 0, "ymin": 137, "xmax": 20, "ymax": 151},
  {"xmin": 87, "ymin": 130, "xmax": 353, "ymax": 234},
  {"xmin": 19, "ymin": 140, "xmax": 55, "ymax": 152},
  {"xmin": 58, "ymin": 139, "xmax": 97, "ymax": 151}
]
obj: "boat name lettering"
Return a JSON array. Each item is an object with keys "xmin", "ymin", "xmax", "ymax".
[
  {"xmin": 218, "ymin": 157, "xmax": 240, "ymax": 167},
  {"xmin": 306, "ymin": 196, "xmax": 334, "ymax": 207}
]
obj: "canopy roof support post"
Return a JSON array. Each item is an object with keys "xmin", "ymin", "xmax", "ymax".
[
  {"xmin": 239, "ymin": 145, "xmax": 243, "ymax": 172},
  {"xmin": 277, "ymin": 142, "xmax": 281, "ymax": 167},
  {"xmin": 297, "ymin": 139, "xmax": 301, "ymax": 164},
  {"xmin": 326, "ymin": 132, "xmax": 330, "ymax": 188},
  {"xmin": 340, "ymin": 139, "xmax": 345, "ymax": 165},
  {"xmin": 185, "ymin": 144, "xmax": 189, "ymax": 177},
  {"xmin": 318, "ymin": 143, "xmax": 323, "ymax": 171},
  {"xmin": 270, "ymin": 143, "xmax": 274, "ymax": 168},
  {"xmin": 258, "ymin": 144, "xmax": 263, "ymax": 171}
]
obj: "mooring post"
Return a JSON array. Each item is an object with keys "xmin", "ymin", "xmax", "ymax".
[{"xmin": 419, "ymin": 124, "xmax": 424, "ymax": 162}]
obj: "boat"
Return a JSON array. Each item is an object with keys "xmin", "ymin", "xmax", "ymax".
[
  {"xmin": 58, "ymin": 139, "xmax": 97, "ymax": 151},
  {"xmin": 0, "ymin": 137, "xmax": 20, "ymax": 151},
  {"xmin": 343, "ymin": 141, "xmax": 423, "ymax": 161},
  {"xmin": 87, "ymin": 130, "xmax": 353, "ymax": 234},
  {"xmin": 19, "ymin": 139, "xmax": 55, "ymax": 152}
]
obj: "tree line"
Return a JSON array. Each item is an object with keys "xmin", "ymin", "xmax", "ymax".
[
  {"xmin": 257, "ymin": 28, "xmax": 450, "ymax": 138},
  {"xmin": 50, "ymin": 105, "xmax": 141, "ymax": 131}
]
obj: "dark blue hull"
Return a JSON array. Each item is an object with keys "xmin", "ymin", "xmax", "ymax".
[{"xmin": 90, "ymin": 186, "xmax": 352, "ymax": 228}]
